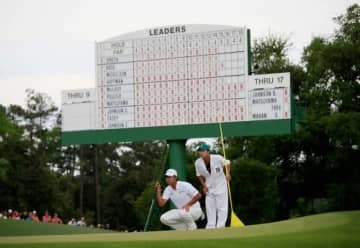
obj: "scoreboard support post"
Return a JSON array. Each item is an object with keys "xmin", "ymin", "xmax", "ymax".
[{"xmin": 167, "ymin": 140, "xmax": 187, "ymax": 181}]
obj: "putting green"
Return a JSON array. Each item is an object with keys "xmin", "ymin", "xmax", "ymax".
[{"xmin": 0, "ymin": 211, "xmax": 359, "ymax": 248}]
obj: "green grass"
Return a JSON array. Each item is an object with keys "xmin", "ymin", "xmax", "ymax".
[
  {"xmin": 0, "ymin": 219, "xmax": 113, "ymax": 236},
  {"xmin": 0, "ymin": 211, "xmax": 359, "ymax": 248}
]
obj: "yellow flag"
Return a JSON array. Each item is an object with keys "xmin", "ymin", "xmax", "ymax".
[{"xmin": 231, "ymin": 211, "xmax": 245, "ymax": 227}]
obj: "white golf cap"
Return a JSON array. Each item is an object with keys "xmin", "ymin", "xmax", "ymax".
[{"xmin": 165, "ymin": 169, "xmax": 177, "ymax": 177}]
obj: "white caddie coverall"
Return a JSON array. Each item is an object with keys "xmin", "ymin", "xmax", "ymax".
[{"xmin": 195, "ymin": 154, "xmax": 229, "ymax": 228}]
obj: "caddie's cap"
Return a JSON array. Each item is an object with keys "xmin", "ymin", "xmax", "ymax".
[{"xmin": 197, "ymin": 143, "xmax": 210, "ymax": 151}]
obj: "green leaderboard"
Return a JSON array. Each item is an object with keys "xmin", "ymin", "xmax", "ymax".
[{"xmin": 61, "ymin": 25, "xmax": 293, "ymax": 145}]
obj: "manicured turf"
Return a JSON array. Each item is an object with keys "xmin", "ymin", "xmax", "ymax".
[
  {"xmin": 0, "ymin": 219, "xmax": 113, "ymax": 236},
  {"xmin": 0, "ymin": 211, "xmax": 359, "ymax": 248}
]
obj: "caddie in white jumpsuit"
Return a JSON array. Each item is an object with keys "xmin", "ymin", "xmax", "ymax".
[
  {"xmin": 195, "ymin": 142, "xmax": 230, "ymax": 228},
  {"xmin": 156, "ymin": 169, "xmax": 203, "ymax": 230}
]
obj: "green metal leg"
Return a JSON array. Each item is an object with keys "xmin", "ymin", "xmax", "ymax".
[
  {"xmin": 167, "ymin": 139, "xmax": 187, "ymax": 181},
  {"xmin": 144, "ymin": 139, "xmax": 187, "ymax": 231}
]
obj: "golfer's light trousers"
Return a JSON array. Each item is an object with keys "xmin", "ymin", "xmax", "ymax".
[{"xmin": 160, "ymin": 207, "xmax": 203, "ymax": 230}]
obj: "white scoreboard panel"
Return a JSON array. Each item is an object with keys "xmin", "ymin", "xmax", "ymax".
[
  {"xmin": 96, "ymin": 25, "xmax": 249, "ymax": 129},
  {"xmin": 62, "ymin": 88, "xmax": 97, "ymax": 131},
  {"xmin": 248, "ymin": 73, "xmax": 291, "ymax": 120}
]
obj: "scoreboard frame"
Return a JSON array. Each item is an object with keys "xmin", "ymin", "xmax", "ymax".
[{"xmin": 62, "ymin": 27, "xmax": 295, "ymax": 145}]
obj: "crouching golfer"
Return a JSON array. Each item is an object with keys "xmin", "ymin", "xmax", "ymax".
[{"xmin": 155, "ymin": 168, "xmax": 203, "ymax": 230}]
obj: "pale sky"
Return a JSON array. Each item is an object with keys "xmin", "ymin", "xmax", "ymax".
[{"xmin": 0, "ymin": 0, "xmax": 356, "ymax": 108}]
